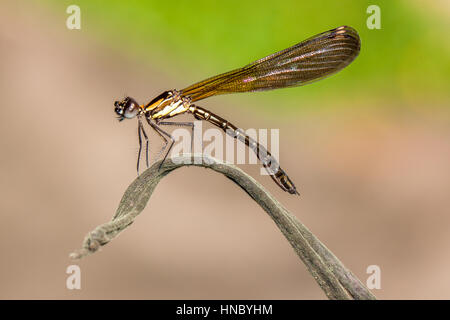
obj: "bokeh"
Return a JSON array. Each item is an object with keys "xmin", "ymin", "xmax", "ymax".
[{"xmin": 0, "ymin": 0, "xmax": 449, "ymax": 299}]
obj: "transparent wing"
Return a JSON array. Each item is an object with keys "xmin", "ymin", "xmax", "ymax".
[{"xmin": 181, "ymin": 26, "xmax": 360, "ymax": 102}]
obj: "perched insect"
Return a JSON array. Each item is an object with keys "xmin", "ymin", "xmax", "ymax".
[{"xmin": 114, "ymin": 25, "xmax": 360, "ymax": 195}]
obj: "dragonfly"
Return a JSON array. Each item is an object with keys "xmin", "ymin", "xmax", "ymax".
[{"xmin": 114, "ymin": 25, "xmax": 360, "ymax": 195}]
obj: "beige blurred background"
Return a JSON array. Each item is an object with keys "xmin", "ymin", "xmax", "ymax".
[{"xmin": 0, "ymin": 1, "xmax": 449, "ymax": 299}]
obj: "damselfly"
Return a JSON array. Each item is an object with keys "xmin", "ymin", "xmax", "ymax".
[{"xmin": 114, "ymin": 26, "xmax": 360, "ymax": 195}]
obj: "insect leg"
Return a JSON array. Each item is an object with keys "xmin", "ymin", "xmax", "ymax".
[
  {"xmin": 137, "ymin": 119, "xmax": 143, "ymax": 175},
  {"xmin": 157, "ymin": 121, "xmax": 195, "ymax": 154},
  {"xmin": 145, "ymin": 117, "xmax": 175, "ymax": 171}
]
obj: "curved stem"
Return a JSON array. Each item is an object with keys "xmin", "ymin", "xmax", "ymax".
[{"xmin": 70, "ymin": 154, "xmax": 376, "ymax": 300}]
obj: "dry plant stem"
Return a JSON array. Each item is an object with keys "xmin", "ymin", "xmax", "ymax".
[{"xmin": 70, "ymin": 154, "xmax": 376, "ymax": 300}]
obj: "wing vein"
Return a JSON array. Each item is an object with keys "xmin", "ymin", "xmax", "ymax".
[{"xmin": 181, "ymin": 25, "xmax": 360, "ymax": 102}]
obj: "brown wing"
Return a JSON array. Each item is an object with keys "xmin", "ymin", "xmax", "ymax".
[{"xmin": 180, "ymin": 26, "xmax": 360, "ymax": 102}]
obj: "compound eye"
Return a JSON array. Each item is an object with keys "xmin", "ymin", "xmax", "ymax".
[
  {"xmin": 123, "ymin": 98, "xmax": 140, "ymax": 119},
  {"xmin": 114, "ymin": 107, "xmax": 123, "ymax": 115},
  {"xmin": 124, "ymin": 107, "xmax": 138, "ymax": 118}
]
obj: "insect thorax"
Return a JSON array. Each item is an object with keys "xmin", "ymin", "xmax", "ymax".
[{"xmin": 145, "ymin": 90, "xmax": 191, "ymax": 120}]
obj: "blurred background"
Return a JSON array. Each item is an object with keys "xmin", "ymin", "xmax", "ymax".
[{"xmin": 0, "ymin": 0, "xmax": 449, "ymax": 299}]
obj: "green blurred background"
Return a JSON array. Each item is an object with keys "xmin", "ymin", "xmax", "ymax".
[
  {"xmin": 0, "ymin": 0, "xmax": 449, "ymax": 299},
  {"xmin": 44, "ymin": 0, "xmax": 450, "ymax": 109}
]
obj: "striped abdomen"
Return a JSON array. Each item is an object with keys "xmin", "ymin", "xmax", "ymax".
[{"xmin": 189, "ymin": 105, "xmax": 298, "ymax": 195}]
